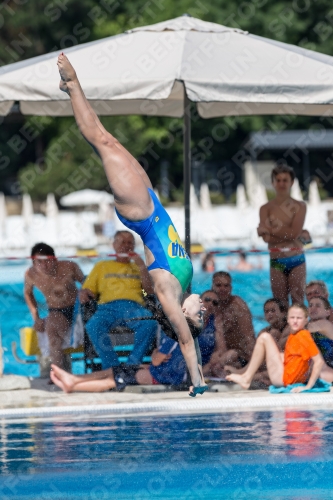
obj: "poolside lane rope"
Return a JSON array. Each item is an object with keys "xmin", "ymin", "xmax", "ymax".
[{"xmin": 1, "ymin": 392, "xmax": 333, "ymax": 419}]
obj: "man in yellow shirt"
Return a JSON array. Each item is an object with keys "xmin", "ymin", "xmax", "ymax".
[{"xmin": 81, "ymin": 231, "xmax": 157, "ymax": 369}]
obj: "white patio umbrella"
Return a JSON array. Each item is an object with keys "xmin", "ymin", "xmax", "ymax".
[
  {"xmin": 2, "ymin": 15, "xmax": 333, "ymax": 253},
  {"xmin": 46, "ymin": 193, "xmax": 59, "ymax": 218},
  {"xmin": 0, "ymin": 192, "xmax": 7, "ymax": 234},
  {"xmin": 200, "ymin": 183, "xmax": 212, "ymax": 210},
  {"xmin": 236, "ymin": 184, "xmax": 249, "ymax": 211},
  {"xmin": 21, "ymin": 193, "xmax": 33, "ymax": 228},
  {"xmin": 190, "ymin": 184, "xmax": 200, "ymax": 212},
  {"xmin": 291, "ymin": 178, "xmax": 303, "ymax": 201},
  {"xmin": 60, "ymin": 189, "xmax": 114, "ymax": 207},
  {"xmin": 309, "ymin": 180, "xmax": 321, "ymax": 207}
]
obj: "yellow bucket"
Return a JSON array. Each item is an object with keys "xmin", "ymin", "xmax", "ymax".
[
  {"xmin": 20, "ymin": 327, "xmax": 40, "ymax": 356},
  {"xmin": 19, "ymin": 327, "xmax": 84, "ymax": 356}
]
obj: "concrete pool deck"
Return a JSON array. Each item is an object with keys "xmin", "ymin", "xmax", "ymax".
[{"xmin": 1, "ymin": 376, "xmax": 333, "ymax": 419}]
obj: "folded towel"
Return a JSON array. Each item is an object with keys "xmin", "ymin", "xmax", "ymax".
[{"xmin": 269, "ymin": 379, "xmax": 331, "ymax": 393}]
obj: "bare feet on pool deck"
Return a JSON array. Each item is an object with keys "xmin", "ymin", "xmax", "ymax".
[
  {"xmin": 225, "ymin": 373, "xmax": 250, "ymax": 390},
  {"xmin": 57, "ymin": 53, "xmax": 77, "ymax": 94},
  {"xmin": 50, "ymin": 364, "xmax": 74, "ymax": 393},
  {"xmin": 224, "ymin": 365, "xmax": 245, "ymax": 375},
  {"xmin": 189, "ymin": 385, "xmax": 209, "ymax": 397}
]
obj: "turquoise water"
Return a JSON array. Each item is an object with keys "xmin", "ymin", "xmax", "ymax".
[
  {"xmin": 1, "ymin": 251, "xmax": 333, "ymax": 376},
  {"xmin": 0, "ymin": 410, "xmax": 333, "ymax": 499}
]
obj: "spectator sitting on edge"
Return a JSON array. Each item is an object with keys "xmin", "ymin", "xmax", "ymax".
[
  {"xmin": 199, "ymin": 290, "xmax": 239, "ymax": 378},
  {"xmin": 80, "ymin": 230, "xmax": 157, "ymax": 370},
  {"xmin": 226, "ymin": 304, "xmax": 333, "ymax": 390},
  {"xmin": 212, "ymin": 271, "xmax": 256, "ymax": 368},
  {"xmin": 305, "ymin": 280, "xmax": 333, "ymax": 323}
]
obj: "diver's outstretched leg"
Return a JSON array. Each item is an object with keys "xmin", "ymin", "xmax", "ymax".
[{"xmin": 57, "ymin": 53, "xmax": 153, "ymax": 222}]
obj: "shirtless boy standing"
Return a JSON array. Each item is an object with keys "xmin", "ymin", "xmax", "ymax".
[
  {"xmin": 257, "ymin": 165, "xmax": 306, "ymax": 307},
  {"xmin": 24, "ymin": 243, "xmax": 89, "ymax": 368}
]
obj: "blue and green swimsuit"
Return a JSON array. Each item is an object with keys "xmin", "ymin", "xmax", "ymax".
[
  {"xmin": 270, "ymin": 253, "xmax": 305, "ymax": 275},
  {"xmin": 116, "ymin": 189, "xmax": 193, "ymax": 292}
]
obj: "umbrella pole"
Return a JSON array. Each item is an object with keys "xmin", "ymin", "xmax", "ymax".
[{"xmin": 183, "ymin": 92, "xmax": 191, "ymax": 292}]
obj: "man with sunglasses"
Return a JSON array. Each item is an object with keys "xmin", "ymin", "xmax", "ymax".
[{"xmin": 212, "ymin": 272, "xmax": 256, "ymax": 368}]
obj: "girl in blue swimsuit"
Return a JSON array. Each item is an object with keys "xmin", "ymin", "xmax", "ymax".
[{"xmin": 57, "ymin": 54, "xmax": 207, "ymax": 397}]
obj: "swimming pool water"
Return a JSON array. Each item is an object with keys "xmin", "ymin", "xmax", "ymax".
[
  {"xmin": 1, "ymin": 251, "xmax": 333, "ymax": 376},
  {"xmin": 1, "ymin": 409, "xmax": 333, "ymax": 499}
]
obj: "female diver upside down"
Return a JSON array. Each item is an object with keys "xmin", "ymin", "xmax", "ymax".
[{"xmin": 57, "ymin": 53, "xmax": 207, "ymax": 397}]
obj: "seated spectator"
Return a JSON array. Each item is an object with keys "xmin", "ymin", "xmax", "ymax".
[
  {"xmin": 260, "ymin": 298, "xmax": 288, "ymax": 345},
  {"xmin": 227, "ymin": 304, "xmax": 333, "ymax": 390},
  {"xmin": 80, "ymin": 230, "xmax": 157, "ymax": 370},
  {"xmin": 24, "ymin": 243, "xmax": 88, "ymax": 370},
  {"xmin": 212, "ymin": 271, "xmax": 256, "ymax": 367},
  {"xmin": 201, "ymin": 253, "xmax": 215, "ymax": 273},
  {"xmin": 225, "ymin": 298, "xmax": 288, "ymax": 387},
  {"xmin": 307, "ymin": 296, "xmax": 333, "ymax": 369},
  {"xmin": 199, "ymin": 290, "xmax": 238, "ymax": 377},
  {"xmin": 227, "ymin": 251, "xmax": 262, "ymax": 272},
  {"xmin": 50, "ymin": 294, "xmax": 205, "ymax": 392},
  {"xmin": 306, "ymin": 280, "xmax": 333, "ymax": 322}
]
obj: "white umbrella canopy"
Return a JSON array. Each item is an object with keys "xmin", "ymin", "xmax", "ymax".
[
  {"xmin": 3, "ymin": 15, "xmax": 333, "ymax": 256},
  {"xmin": 60, "ymin": 189, "xmax": 114, "ymax": 207},
  {"xmin": 21, "ymin": 193, "xmax": 34, "ymax": 227},
  {"xmin": 46, "ymin": 193, "xmax": 59, "ymax": 218},
  {"xmin": 309, "ymin": 180, "xmax": 321, "ymax": 207},
  {"xmin": 291, "ymin": 178, "xmax": 303, "ymax": 201},
  {"xmin": 0, "ymin": 192, "xmax": 7, "ymax": 232},
  {"xmin": 2, "ymin": 16, "xmax": 333, "ymax": 117},
  {"xmin": 200, "ymin": 183, "xmax": 212, "ymax": 210}
]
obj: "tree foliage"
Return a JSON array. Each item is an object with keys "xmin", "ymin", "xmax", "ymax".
[{"xmin": 2, "ymin": 0, "xmax": 333, "ymax": 200}]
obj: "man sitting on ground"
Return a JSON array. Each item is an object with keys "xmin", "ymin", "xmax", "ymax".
[
  {"xmin": 212, "ymin": 272, "xmax": 256, "ymax": 367},
  {"xmin": 80, "ymin": 230, "xmax": 157, "ymax": 370},
  {"xmin": 306, "ymin": 280, "xmax": 333, "ymax": 323},
  {"xmin": 50, "ymin": 294, "xmax": 205, "ymax": 392},
  {"xmin": 24, "ymin": 243, "xmax": 88, "ymax": 369}
]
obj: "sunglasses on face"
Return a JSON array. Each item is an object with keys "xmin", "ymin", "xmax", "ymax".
[{"xmin": 203, "ymin": 297, "xmax": 219, "ymax": 306}]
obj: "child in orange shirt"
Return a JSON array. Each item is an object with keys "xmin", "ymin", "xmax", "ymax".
[{"xmin": 227, "ymin": 304, "xmax": 333, "ymax": 392}]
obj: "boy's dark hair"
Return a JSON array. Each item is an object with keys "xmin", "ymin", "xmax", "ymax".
[
  {"xmin": 309, "ymin": 296, "xmax": 331, "ymax": 311},
  {"xmin": 264, "ymin": 298, "xmax": 287, "ymax": 314},
  {"xmin": 213, "ymin": 271, "xmax": 231, "ymax": 282},
  {"xmin": 288, "ymin": 303, "xmax": 308, "ymax": 316},
  {"xmin": 271, "ymin": 164, "xmax": 295, "ymax": 182},
  {"xmin": 31, "ymin": 242, "xmax": 55, "ymax": 258}
]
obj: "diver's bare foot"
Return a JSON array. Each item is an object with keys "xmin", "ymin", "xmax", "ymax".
[
  {"xmin": 225, "ymin": 373, "xmax": 251, "ymax": 390},
  {"xmin": 50, "ymin": 370, "xmax": 69, "ymax": 392},
  {"xmin": 57, "ymin": 53, "xmax": 77, "ymax": 94},
  {"xmin": 51, "ymin": 364, "xmax": 74, "ymax": 393}
]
